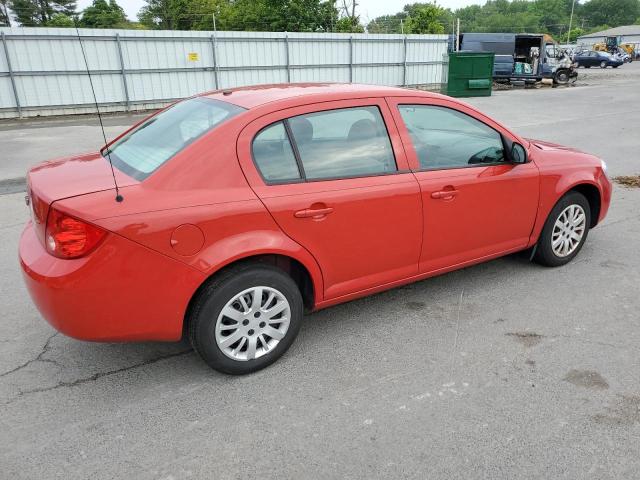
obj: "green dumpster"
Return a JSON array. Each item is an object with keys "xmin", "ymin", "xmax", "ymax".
[{"xmin": 446, "ymin": 51, "xmax": 495, "ymax": 98}]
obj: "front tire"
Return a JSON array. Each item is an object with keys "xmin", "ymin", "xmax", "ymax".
[
  {"xmin": 534, "ymin": 192, "xmax": 591, "ymax": 267},
  {"xmin": 554, "ymin": 70, "xmax": 570, "ymax": 84},
  {"xmin": 188, "ymin": 264, "xmax": 304, "ymax": 374},
  {"xmin": 600, "ymin": 61, "xmax": 607, "ymax": 68}
]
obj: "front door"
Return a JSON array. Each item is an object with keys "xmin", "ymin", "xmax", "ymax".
[
  {"xmin": 387, "ymin": 97, "xmax": 539, "ymax": 273},
  {"xmin": 237, "ymin": 99, "xmax": 423, "ymax": 300}
]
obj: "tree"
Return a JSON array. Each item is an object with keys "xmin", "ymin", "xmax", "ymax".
[
  {"xmin": 139, "ymin": 0, "xmax": 340, "ymax": 32},
  {"xmin": 10, "ymin": 0, "xmax": 76, "ymax": 25},
  {"xmin": 367, "ymin": 14, "xmax": 407, "ymax": 33},
  {"xmin": 366, "ymin": 0, "xmax": 639, "ymax": 39},
  {"xmin": 532, "ymin": 0, "xmax": 568, "ymax": 35},
  {"xmin": 581, "ymin": 0, "xmax": 640, "ymax": 30},
  {"xmin": 80, "ymin": 0, "xmax": 127, "ymax": 28},
  {"xmin": 404, "ymin": 3, "xmax": 446, "ymax": 34},
  {"xmin": 335, "ymin": 15, "xmax": 363, "ymax": 32},
  {"xmin": 47, "ymin": 12, "xmax": 74, "ymax": 25},
  {"xmin": 566, "ymin": 26, "xmax": 584, "ymax": 42},
  {"xmin": 1, "ymin": 0, "xmax": 11, "ymax": 25}
]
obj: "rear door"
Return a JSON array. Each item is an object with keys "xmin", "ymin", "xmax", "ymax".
[
  {"xmin": 237, "ymin": 99, "xmax": 423, "ymax": 300},
  {"xmin": 387, "ymin": 96, "xmax": 539, "ymax": 274}
]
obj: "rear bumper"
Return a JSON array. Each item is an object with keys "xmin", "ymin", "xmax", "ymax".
[{"xmin": 19, "ymin": 222, "xmax": 205, "ymax": 342}]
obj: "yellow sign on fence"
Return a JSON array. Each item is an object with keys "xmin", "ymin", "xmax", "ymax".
[{"xmin": 187, "ymin": 52, "xmax": 199, "ymax": 62}]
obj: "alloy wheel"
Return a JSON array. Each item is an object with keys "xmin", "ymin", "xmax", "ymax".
[
  {"xmin": 551, "ymin": 204, "xmax": 586, "ymax": 257},
  {"xmin": 215, "ymin": 286, "xmax": 291, "ymax": 361}
]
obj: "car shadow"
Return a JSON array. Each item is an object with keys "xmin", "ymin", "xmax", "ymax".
[{"xmin": 4, "ymin": 251, "xmax": 546, "ymax": 402}]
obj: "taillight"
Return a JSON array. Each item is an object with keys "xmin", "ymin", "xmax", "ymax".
[
  {"xmin": 45, "ymin": 208, "xmax": 107, "ymax": 259},
  {"xmin": 29, "ymin": 189, "xmax": 49, "ymax": 246}
]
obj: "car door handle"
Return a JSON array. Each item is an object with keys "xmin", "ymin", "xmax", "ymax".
[
  {"xmin": 431, "ymin": 190, "xmax": 459, "ymax": 200},
  {"xmin": 294, "ymin": 206, "xmax": 334, "ymax": 218}
]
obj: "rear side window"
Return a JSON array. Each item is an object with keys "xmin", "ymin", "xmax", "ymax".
[
  {"xmin": 252, "ymin": 122, "xmax": 302, "ymax": 182},
  {"xmin": 288, "ymin": 106, "xmax": 396, "ymax": 180},
  {"xmin": 251, "ymin": 106, "xmax": 397, "ymax": 184},
  {"xmin": 398, "ymin": 105, "xmax": 505, "ymax": 170},
  {"xmin": 107, "ymin": 97, "xmax": 245, "ymax": 180}
]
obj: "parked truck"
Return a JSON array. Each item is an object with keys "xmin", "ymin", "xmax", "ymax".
[{"xmin": 459, "ymin": 33, "xmax": 577, "ymax": 85}]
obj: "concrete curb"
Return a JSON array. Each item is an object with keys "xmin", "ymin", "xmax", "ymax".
[{"xmin": 0, "ymin": 177, "xmax": 26, "ymax": 196}]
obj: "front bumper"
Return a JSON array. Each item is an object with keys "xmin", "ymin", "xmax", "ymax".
[
  {"xmin": 19, "ymin": 222, "xmax": 205, "ymax": 342},
  {"xmin": 597, "ymin": 170, "xmax": 613, "ymax": 224}
]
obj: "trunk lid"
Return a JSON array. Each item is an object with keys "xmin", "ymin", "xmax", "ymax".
[{"xmin": 28, "ymin": 152, "xmax": 137, "ymax": 205}]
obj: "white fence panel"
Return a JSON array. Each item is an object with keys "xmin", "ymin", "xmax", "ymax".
[{"xmin": 0, "ymin": 27, "xmax": 449, "ymax": 119}]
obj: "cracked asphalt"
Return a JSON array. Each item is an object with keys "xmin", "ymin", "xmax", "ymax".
[{"xmin": 1, "ymin": 65, "xmax": 640, "ymax": 479}]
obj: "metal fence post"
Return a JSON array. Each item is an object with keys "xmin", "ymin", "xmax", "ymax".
[
  {"xmin": 402, "ymin": 35, "xmax": 408, "ymax": 87},
  {"xmin": 210, "ymin": 34, "xmax": 219, "ymax": 90},
  {"xmin": 115, "ymin": 34, "xmax": 131, "ymax": 111},
  {"xmin": 1, "ymin": 32, "xmax": 21, "ymax": 118},
  {"xmin": 349, "ymin": 36, "xmax": 353, "ymax": 83},
  {"xmin": 284, "ymin": 34, "xmax": 291, "ymax": 83}
]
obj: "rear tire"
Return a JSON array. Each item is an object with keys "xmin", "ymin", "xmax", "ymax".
[
  {"xmin": 188, "ymin": 264, "xmax": 304, "ymax": 374},
  {"xmin": 534, "ymin": 192, "xmax": 591, "ymax": 267}
]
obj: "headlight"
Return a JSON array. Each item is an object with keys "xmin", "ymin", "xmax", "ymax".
[{"xmin": 601, "ymin": 159, "xmax": 608, "ymax": 175}]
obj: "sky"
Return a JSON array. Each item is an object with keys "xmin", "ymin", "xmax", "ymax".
[{"xmin": 75, "ymin": 0, "xmax": 486, "ymax": 23}]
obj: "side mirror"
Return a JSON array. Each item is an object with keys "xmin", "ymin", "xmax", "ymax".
[{"xmin": 511, "ymin": 143, "xmax": 527, "ymax": 164}]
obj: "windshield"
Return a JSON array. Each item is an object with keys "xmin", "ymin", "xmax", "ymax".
[{"xmin": 106, "ymin": 97, "xmax": 246, "ymax": 180}]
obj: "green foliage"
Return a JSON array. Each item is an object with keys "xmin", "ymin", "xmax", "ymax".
[
  {"xmin": 581, "ymin": 0, "xmax": 640, "ymax": 28},
  {"xmin": 139, "ymin": 0, "xmax": 340, "ymax": 32},
  {"xmin": 566, "ymin": 26, "xmax": 584, "ymax": 41},
  {"xmin": 335, "ymin": 15, "xmax": 363, "ymax": 32},
  {"xmin": 369, "ymin": 0, "xmax": 640, "ymax": 39},
  {"xmin": 404, "ymin": 3, "xmax": 446, "ymax": 33},
  {"xmin": 79, "ymin": 0, "xmax": 127, "ymax": 28},
  {"xmin": 367, "ymin": 14, "xmax": 406, "ymax": 33},
  {"xmin": 585, "ymin": 23, "xmax": 610, "ymax": 33},
  {"xmin": 8, "ymin": 0, "xmax": 639, "ymax": 34},
  {"xmin": 46, "ymin": 12, "xmax": 75, "ymax": 26},
  {"xmin": 10, "ymin": 0, "xmax": 76, "ymax": 25},
  {"xmin": 367, "ymin": 3, "xmax": 453, "ymax": 34}
]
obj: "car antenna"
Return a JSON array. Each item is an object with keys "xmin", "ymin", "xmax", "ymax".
[{"xmin": 74, "ymin": 21, "xmax": 123, "ymax": 203}]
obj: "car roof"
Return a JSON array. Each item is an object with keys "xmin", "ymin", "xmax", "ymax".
[{"xmin": 201, "ymin": 82, "xmax": 447, "ymax": 109}]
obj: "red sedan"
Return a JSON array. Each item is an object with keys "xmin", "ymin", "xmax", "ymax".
[{"xmin": 19, "ymin": 84, "xmax": 612, "ymax": 374}]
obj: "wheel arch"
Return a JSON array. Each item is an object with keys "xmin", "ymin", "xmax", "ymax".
[
  {"xmin": 567, "ymin": 183, "xmax": 601, "ymax": 228},
  {"xmin": 529, "ymin": 177, "xmax": 603, "ymax": 247},
  {"xmin": 183, "ymin": 251, "xmax": 321, "ymax": 339}
]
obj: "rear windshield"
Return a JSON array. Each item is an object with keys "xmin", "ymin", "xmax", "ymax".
[{"xmin": 105, "ymin": 97, "xmax": 245, "ymax": 180}]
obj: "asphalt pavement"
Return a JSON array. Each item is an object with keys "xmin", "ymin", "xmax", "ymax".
[{"xmin": 1, "ymin": 63, "xmax": 639, "ymax": 479}]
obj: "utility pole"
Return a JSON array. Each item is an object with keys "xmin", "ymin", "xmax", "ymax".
[
  {"xmin": 567, "ymin": 0, "xmax": 576, "ymax": 44},
  {"xmin": 456, "ymin": 18, "xmax": 460, "ymax": 51}
]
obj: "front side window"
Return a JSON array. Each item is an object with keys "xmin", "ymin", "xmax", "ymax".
[
  {"xmin": 398, "ymin": 105, "xmax": 505, "ymax": 170},
  {"xmin": 287, "ymin": 106, "xmax": 396, "ymax": 181},
  {"xmin": 107, "ymin": 97, "xmax": 245, "ymax": 180}
]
